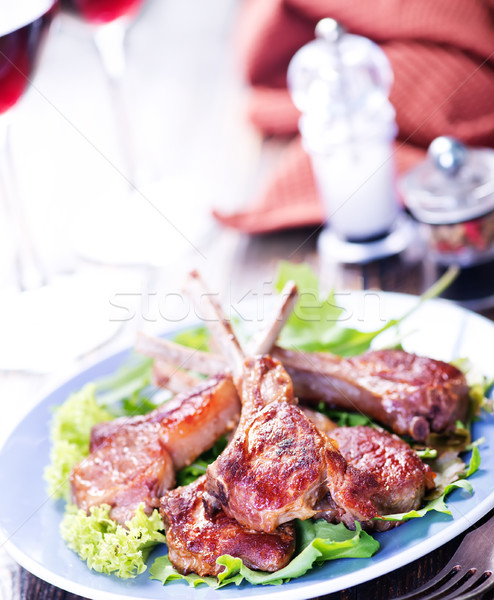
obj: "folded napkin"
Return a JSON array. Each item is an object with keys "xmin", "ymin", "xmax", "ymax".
[{"xmin": 214, "ymin": 0, "xmax": 494, "ymax": 234}]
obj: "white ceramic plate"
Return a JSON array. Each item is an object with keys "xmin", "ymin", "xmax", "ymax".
[{"xmin": 0, "ymin": 292, "xmax": 493, "ymax": 600}]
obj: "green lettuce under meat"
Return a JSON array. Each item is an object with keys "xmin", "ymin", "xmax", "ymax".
[{"xmin": 150, "ymin": 521, "xmax": 379, "ymax": 589}]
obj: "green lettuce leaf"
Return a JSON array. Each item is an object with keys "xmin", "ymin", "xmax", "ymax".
[
  {"xmin": 173, "ymin": 326, "xmax": 210, "ymax": 352},
  {"xmin": 61, "ymin": 503, "xmax": 165, "ymax": 579},
  {"xmin": 274, "ymin": 261, "xmax": 459, "ymax": 357},
  {"xmin": 275, "ymin": 262, "xmax": 381, "ymax": 356},
  {"xmin": 375, "ymin": 479, "xmax": 474, "ymax": 522},
  {"xmin": 316, "ymin": 405, "xmax": 374, "ymax": 427},
  {"xmin": 94, "ymin": 355, "xmax": 154, "ymax": 415},
  {"xmin": 377, "ymin": 447, "xmax": 480, "ymax": 523},
  {"xmin": 150, "ymin": 520, "xmax": 379, "ymax": 589},
  {"xmin": 44, "ymin": 384, "xmax": 113, "ymax": 501},
  {"xmin": 465, "ymin": 445, "xmax": 481, "ymax": 477},
  {"xmin": 150, "ymin": 556, "xmax": 218, "ymax": 588},
  {"xmin": 415, "ymin": 448, "xmax": 438, "ymax": 459}
]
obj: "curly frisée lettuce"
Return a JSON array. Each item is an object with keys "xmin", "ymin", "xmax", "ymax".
[
  {"xmin": 61, "ymin": 503, "xmax": 165, "ymax": 578},
  {"xmin": 44, "ymin": 384, "xmax": 113, "ymax": 501},
  {"xmin": 150, "ymin": 521, "xmax": 379, "ymax": 589}
]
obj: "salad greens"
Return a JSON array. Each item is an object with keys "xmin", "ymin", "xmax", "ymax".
[
  {"xmin": 150, "ymin": 521, "xmax": 379, "ymax": 588},
  {"xmin": 273, "ymin": 261, "xmax": 459, "ymax": 357},
  {"xmin": 61, "ymin": 503, "xmax": 165, "ymax": 578},
  {"xmin": 274, "ymin": 261, "xmax": 392, "ymax": 356},
  {"xmin": 44, "ymin": 384, "xmax": 113, "ymax": 501},
  {"xmin": 376, "ymin": 446, "xmax": 481, "ymax": 523},
  {"xmin": 45, "ymin": 261, "xmax": 491, "ymax": 587}
]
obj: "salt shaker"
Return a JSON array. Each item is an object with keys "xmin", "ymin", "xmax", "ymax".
[
  {"xmin": 401, "ymin": 136, "xmax": 494, "ymax": 308},
  {"xmin": 288, "ymin": 18, "xmax": 413, "ymax": 263}
]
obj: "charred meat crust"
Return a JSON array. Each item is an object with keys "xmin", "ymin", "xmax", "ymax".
[
  {"xmin": 160, "ymin": 476, "xmax": 296, "ymax": 576},
  {"xmin": 205, "ymin": 356, "xmax": 380, "ymax": 533}
]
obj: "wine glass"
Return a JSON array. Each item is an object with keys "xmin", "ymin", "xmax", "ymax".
[
  {"xmin": 0, "ymin": 0, "xmax": 121, "ymax": 372},
  {"xmin": 62, "ymin": 0, "xmax": 144, "ymax": 186},
  {"xmin": 59, "ymin": 0, "xmax": 215, "ymax": 271}
]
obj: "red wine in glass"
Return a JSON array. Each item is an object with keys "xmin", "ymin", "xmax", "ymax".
[
  {"xmin": 63, "ymin": 0, "xmax": 144, "ymax": 25},
  {"xmin": 0, "ymin": 1, "xmax": 58, "ymax": 115}
]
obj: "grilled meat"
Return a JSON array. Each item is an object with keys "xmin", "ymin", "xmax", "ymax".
[
  {"xmin": 205, "ymin": 356, "xmax": 380, "ymax": 533},
  {"xmin": 300, "ymin": 408, "xmax": 435, "ymax": 526},
  {"xmin": 160, "ymin": 476, "xmax": 296, "ymax": 576},
  {"xmin": 71, "ymin": 421, "xmax": 174, "ymax": 525},
  {"xmin": 137, "ymin": 335, "xmax": 469, "ymax": 442},
  {"xmin": 329, "ymin": 426, "xmax": 435, "ymax": 530},
  {"xmin": 90, "ymin": 374, "xmax": 239, "ymax": 468},
  {"xmin": 71, "ymin": 374, "xmax": 240, "ymax": 524},
  {"xmin": 275, "ymin": 348, "xmax": 469, "ymax": 441},
  {"xmin": 332, "ymin": 426, "xmax": 436, "ymax": 511}
]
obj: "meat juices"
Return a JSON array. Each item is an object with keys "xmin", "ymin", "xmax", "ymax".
[
  {"xmin": 160, "ymin": 476, "xmax": 296, "ymax": 576},
  {"xmin": 71, "ymin": 374, "xmax": 240, "ymax": 524}
]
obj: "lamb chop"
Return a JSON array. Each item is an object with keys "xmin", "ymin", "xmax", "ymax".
[
  {"xmin": 137, "ymin": 336, "xmax": 469, "ymax": 442},
  {"xmin": 160, "ymin": 476, "xmax": 296, "ymax": 576},
  {"xmin": 274, "ymin": 347, "xmax": 469, "ymax": 442},
  {"xmin": 71, "ymin": 374, "xmax": 240, "ymax": 524},
  {"xmin": 204, "ymin": 355, "xmax": 381, "ymax": 533},
  {"xmin": 301, "ymin": 408, "xmax": 435, "ymax": 529},
  {"xmin": 158, "ymin": 280, "xmax": 301, "ymax": 576},
  {"xmin": 72, "ymin": 280, "xmax": 298, "ymax": 527},
  {"xmin": 183, "ymin": 272, "xmax": 381, "ymax": 533},
  {"xmin": 329, "ymin": 426, "xmax": 435, "ymax": 519}
]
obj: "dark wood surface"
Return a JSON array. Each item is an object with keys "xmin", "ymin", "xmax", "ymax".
[{"xmin": 16, "ymin": 228, "xmax": 494, "ymax": 600}]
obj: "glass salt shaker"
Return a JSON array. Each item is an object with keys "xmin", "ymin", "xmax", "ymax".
[
  {"xmin": 287, "ymin": 18, "xmax": 414, "ymax": 263},
  {"xmin": 401, "ymin": 136, "xmax": 494, "ymax": 309}
]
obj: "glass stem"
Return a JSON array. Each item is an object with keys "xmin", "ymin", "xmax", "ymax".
[
  {"xmin": 93, "ymin": 20, "xmax": 137, "ymax": 190},
  {"xmin": 0, "ymin": 120, "xmax": 47, "ymax": 291}
]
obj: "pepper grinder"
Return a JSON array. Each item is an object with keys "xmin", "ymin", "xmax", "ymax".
[{"xmin": 287, "ymin": 18, "xmax": 414, "ymax": 263}]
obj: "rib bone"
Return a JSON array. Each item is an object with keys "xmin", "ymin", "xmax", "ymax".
[
  {"xmin": 245, "ymin": 280, "xmax": 298, "ymax": 356},
  {"xmin": 135, "ymin": 334, "xmax": 225, "ymax": 376},
  {"xmin": 184, "ymin": 270, "xmax": 245, "ymax": 376}
]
